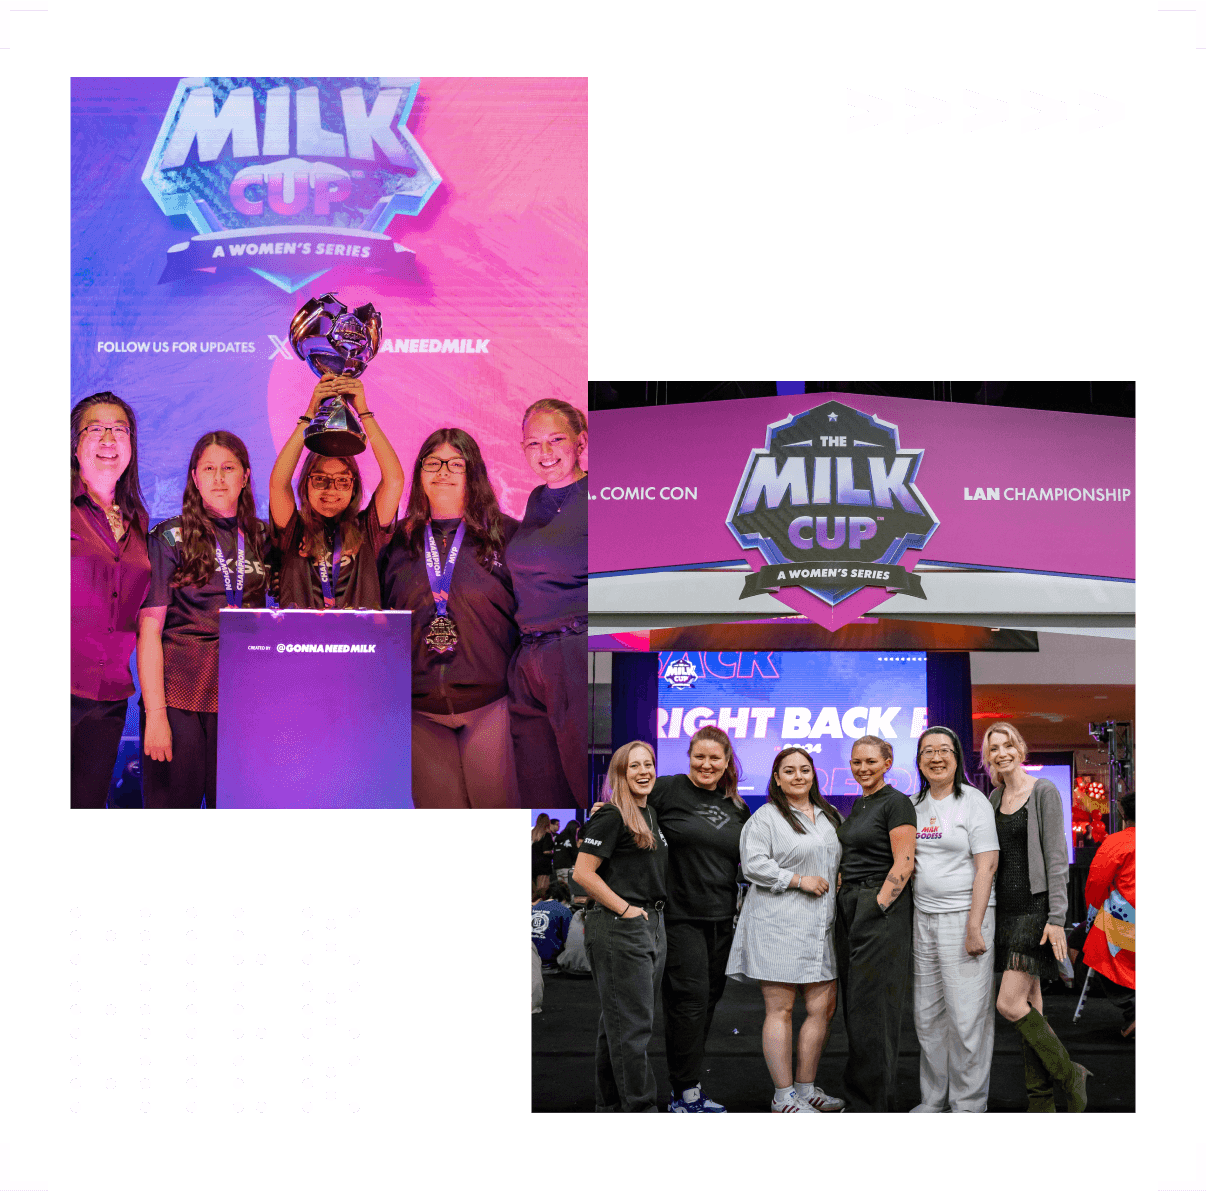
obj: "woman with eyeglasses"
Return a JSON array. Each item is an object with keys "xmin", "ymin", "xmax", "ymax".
[
  {"xmin": 379, "ymin": 429, "xmax": 520, "ymax": 808},
  {"xmin": 909, "ymin": 728, "xmax": 999, "ymax": 1113},
  {"xmin": 137, "ymin": 431, "xmax": 269, "ymax": 808},
  {"xmin": 268, "ymin": 376, "xmax": 404, "ymax": 609},
  {"xmin": 507, "ymin": 399, "xmax": 588, "ymax": 808},
  {"xmin": 71, "ymin": 392, "xmax": 151, "ymax": 808}
]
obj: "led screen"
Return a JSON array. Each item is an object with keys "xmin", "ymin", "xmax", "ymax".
[{"xmin": 657, "ymin": 651, "xmax": 928, "ymax": 818}]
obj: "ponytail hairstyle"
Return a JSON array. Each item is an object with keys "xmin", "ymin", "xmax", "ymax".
[
  {"xmin": 70, "ymin": 391, "xmax": 148, "ymax": 527},
  {"xmin": 603, "ymin": 741, "xmax": 659, "ymax": 851},
  {"xmin": 531, "ymin": 813, "xmax": 553, "ymax": 843},
  {"xmin": 399, "ymin": 428, "xmax": 508, "ymax": 565},
  {"xmin": 687, "ymin": 725, "xmax": 747, "ymax": 810},
  {"xmin": 172, "ymin": 431, "xmax": 265, "ymax": 589},
  {"xmin": 296, "ymin": 450, "xmax": 364, "ymax": 562},
  {"xmin": 523, "ymin": 400, "xmax": 588, "ymax": 474},
  {"xmin": 767, "ymin": 747, "xmax": 843, "ymax": 832},
  {"xmin": 851, "ymin": 734, "xmax": 894, "ymax": 764}
]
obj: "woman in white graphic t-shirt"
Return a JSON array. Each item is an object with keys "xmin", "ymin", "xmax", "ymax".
[{"xmin": 909, "ymin": 727, "xmax": 999, "ymax": 1113}]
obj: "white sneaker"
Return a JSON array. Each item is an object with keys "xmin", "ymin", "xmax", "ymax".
[
  {"xmin": 772, "ymin": 1091, "xmax": 818, "ymax": 1113},
  {"xmin": 803, "ymin": 1086, "xmax": 846, "ymax": 1112}
]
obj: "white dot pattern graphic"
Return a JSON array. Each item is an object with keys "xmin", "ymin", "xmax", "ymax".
[{"xmin": 67, "ymin": 906, "xmax": 361, "ymax": 1113}]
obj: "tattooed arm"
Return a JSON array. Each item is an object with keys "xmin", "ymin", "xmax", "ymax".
[{"xmin": 876, "ymin": 825, "xmax": 917, "ymax": 911}]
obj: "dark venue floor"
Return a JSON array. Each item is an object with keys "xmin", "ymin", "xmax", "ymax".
[{"xmin": 532, "ymin": 969, "xmax": 1134, "ymax": 1113}]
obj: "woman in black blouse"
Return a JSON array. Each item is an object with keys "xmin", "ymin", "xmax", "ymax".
[
  {"xmin": 531, "ymin": 813, "xmax": 555, "ymax": 896},
  {"xmin": 834, "ymin": 734, "xmax": 918, "ymax": 1111},
  {"xmin": 507, "ymin": 399, "xmax": 588, "ymax": 808}
]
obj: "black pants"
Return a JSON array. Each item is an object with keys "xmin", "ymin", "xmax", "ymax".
[
  {"xmin": 661, "ymin": 917, "xmax": 735, "ymax": 1096},
  {"xmin": 1098, "ymin": 972, "xmax": 1136, "ymax": 1020},
  {"xmin": 584, "ymin": 906, "xmax": 666, "ymax": 1112},
  {"xmin": 508, "ymin": 632, "xmax": 588, "ymax": 809},
  {"xmin": 70, "ymin": 694, "xmax": 128, "ymax": 809},
  {"xmin": 834, "ymin": 881, "xmax": 913, "ymax": 1112},
  {"xmin": 140, "ymin": 705, "xmax": 218, "ymax": 809}
]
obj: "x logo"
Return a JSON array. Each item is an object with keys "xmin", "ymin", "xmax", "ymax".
[{"xmin": 268, "ymin": 334, "xmax": 293, "ymax": 361}]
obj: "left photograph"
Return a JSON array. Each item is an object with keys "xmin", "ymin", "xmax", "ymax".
[{"xmin": 70, "ymin": 76, "xmax": 587, "ymax": 810}]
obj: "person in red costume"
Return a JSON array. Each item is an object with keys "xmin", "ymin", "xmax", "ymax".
[{"xmin": 1083, "ymin": 792, "xmax": 1135, "ymax": 1036}]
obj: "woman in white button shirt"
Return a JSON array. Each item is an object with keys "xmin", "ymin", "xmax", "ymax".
[
  {"xmin": 909, "ymin": 727, "xmax": 999, "ymax": 1113},
  {"xmin": 726, "ymin": 747, "xmax": 846, "ymax": 1114}
]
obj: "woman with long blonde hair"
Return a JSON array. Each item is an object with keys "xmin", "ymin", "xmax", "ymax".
[
  {"xmin": 572, "ymin": 740, "xmax": 668, "ymax": 1112},
  {"xmin": 983, "ymin": 721, "xmax": 1089, "ymax": 1111}
]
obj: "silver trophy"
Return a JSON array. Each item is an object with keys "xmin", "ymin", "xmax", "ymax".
[{"xmin": 289, "ymin": 293, "xmax": 382, "ymax": 456}]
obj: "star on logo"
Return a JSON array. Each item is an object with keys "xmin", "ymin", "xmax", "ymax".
[{"xmin": 827, "ymin": 411, "xmax": 839, "ymax": 422}]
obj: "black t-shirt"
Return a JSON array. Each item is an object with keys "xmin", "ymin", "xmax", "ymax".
[
  {"xmin": 378, "ymin": 515, "xmax": 520, "ymax": 714},
  {"xmin": 507, "ymin": 477, "xmax": 587, "ymax": 632},
  {"xmin": 144, "ymin": 515, "xmax": 269, "ymax": 713},
  {"xmin": 578, "ymin": 803, "xmax": 668, "ymax": 907},
  {"xmin": 532, "ymin": 833, "xmax": 555, "ymax": 878},
  {"xmin": 837, "ymin": 783, "xmax": 918, "ymax": 883},
  {"xmin": 552, "ymin": 827, "xmax": 579, "ymax": 869},
  {"xmin": 273, "ymin": 502, "xmax": 394, "ymax": 610},
  {"xmin": 648, "ymin": 773, "xmax": 751, "ymax": 920}
]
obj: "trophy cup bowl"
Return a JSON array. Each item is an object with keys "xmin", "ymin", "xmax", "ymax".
[{"xmin": 289, "ymin": 293, "xmax": 382, "ymax": 457}]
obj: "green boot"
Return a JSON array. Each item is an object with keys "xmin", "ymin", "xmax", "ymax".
[
  {"xmin": 1013, "ymin": 1008, "xmax": 1092, "ymax": 1112},
  {"xmin": 1020, "ymin": 1036, "xmax": 1056, "ymax": 1112}
]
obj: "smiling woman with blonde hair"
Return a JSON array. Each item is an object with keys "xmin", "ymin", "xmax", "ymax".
[
  {"xmin": 983, "ymin": 720, "xmax": 1089, "ymax": 1111},
  {"xmin": 573, "ymin": 740, "xmax": 668, "ymax": 1112}
]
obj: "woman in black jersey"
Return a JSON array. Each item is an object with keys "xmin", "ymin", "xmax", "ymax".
[
  {"xmin": 531, "ymin": 812, "xmax": 556, "ymax": 896},
  {"xmin": 378, "ymin": 429, "xmax": 519, "ymax": 809},
  {"xmin": 573, "ymin": 741, "xmax": 668, "ymax": 1113},
  {"xmin": 833, "ymin": 734, "xmax": 918, "ymax": 1112},
  {"xmin": 507, "ymin": 399, "xmax": 588, "ymax": 808},
  {"xmin": 268, "ymin": 375, "xmax": 404, "ymax": 609},
  {"xmin": 137, "ymin": 431, "xmax": 269, "ymax": 808},
  {"xmin": 648, "ymin": 724, "xmax": 751, "ymax": 1113}
]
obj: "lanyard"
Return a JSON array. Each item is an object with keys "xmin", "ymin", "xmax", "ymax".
[
  {"xmin": 316, "ymin": 529, "xmax": 342, "ymax": 608},
  {"xmin": 423, "ymin": 521, "xmax": 466, "ymax": 615},
  {"xmin": 213, "ymin": 528, "xmax": 245, "ymax": 608}
]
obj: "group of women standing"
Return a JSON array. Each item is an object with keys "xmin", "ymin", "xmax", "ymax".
[
  {"xmin": 578, "ymin": 720, "xmax": 1088, "ymax": 1114},
  {"xmin": 69, "ymin": 380, "xmax": 587, "ymax": 810}
]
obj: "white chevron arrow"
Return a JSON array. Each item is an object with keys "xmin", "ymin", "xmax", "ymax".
[
  {"xmin": 906, "ymin": 88, "xmax": 950, "ymax": 132},
  {"xmin": 1080, "ymin": 87, "xmax": 1123, "ymax": 133},
  {"xmin": 849, "ymin": 89, "xmax": 897, "ymax": 135},
  {"xmin": 959, "ymin": 87, "xmax": 1008, "ymax": 133},
  {"xmin": 1017, "ymin": 87, "xmax": 1066, "ymax": 133}
]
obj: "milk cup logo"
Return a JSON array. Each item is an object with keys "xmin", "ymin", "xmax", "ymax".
[
  {"xmin": 664, "ymin": 658, "xmax": 700, "ymax": 690},
  {"xmin": 143, "ymin": 78, "xmax": 442, "ymax": 292},
  {"xmin": 726, "ymin": 400, "xmax": 939, "ymax": 607}
]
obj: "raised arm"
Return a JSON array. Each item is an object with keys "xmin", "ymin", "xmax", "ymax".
[
  {"xmin": 339, "ymin": 377, "xmax": 404, "ymax": 526},
  {"xmin": 269, "ymin": 382, "xmax": 327, "ymax": 530},
  {"xmin": 136, "ymin": 606, "xmax": 170, "ymax": 762}
]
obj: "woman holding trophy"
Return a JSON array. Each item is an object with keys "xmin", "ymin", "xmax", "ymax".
[
  {"xmin": 137, "ymin": 431, "xmax": 269, "ymax": 808},
  {"xmin": 506, "ymin": 399, "xmax": 589, "ymax": 809},
  {"xmin": 268, "ymin": 375, "xmax": 404, "ymax": 609},
  {"xmin": 378, "ymin": 429, "xmax": 521, "ymax": 809}
]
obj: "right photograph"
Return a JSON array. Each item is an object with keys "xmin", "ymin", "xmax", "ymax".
[{"xmin": 533, "ymin": 381, "xmax": 1135, "ymax": 1114}]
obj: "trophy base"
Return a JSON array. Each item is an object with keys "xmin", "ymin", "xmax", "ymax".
[{"xmin": 303, "ymin": 428, "xmax": 367, "ymax": 457}]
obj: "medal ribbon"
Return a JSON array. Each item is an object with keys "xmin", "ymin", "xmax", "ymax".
[
  {"xmin": 213, "ymin": 528, "xmax": 245, "ymax": 608},
  {"xmin": 424, "ymin": 521, "xmax": 466, "ymax": 616},
  {"xmin": 316, "ymin": 529, "xmax": 342, "ymax": 608}
]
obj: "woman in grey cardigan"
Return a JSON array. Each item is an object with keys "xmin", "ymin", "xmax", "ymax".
[{"xmin": 984, "ymin": 722, "xmax": 1091, "ymax": 1111}]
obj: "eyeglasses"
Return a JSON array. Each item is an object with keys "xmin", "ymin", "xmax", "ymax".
[
  {"xmin": 80, "ymin": 423, "xmax": 131, "ymax": 440},
  {"xmin": 919, "ymin": 746, "xmax": 956, "ymax": 758},
  {"xmin": 421, "ymin": 456, "xmax": 466, "ymax": 475},
  {"xmin": 309, "ymin": 474, "xmax": 353, "ymax": 491}
]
